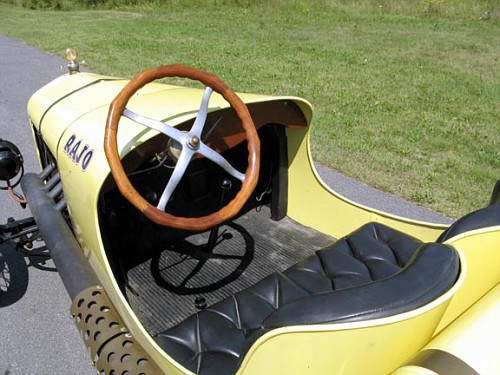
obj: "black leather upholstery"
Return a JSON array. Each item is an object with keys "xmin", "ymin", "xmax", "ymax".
[
  {"xmin": 438, "ymin": 182, "xmax": 500, "ymax": 242},
  {"xmin": 489, "ymin": 180, "xmax": 500, "ymax": 206},
  {"xmin": 155, "ymin": 222, "xmax": 459, "ymax": 375}
]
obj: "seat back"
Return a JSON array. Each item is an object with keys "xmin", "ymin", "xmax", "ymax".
[{"xmin": 438, "ymin": 180, "xmax": 500, "ymax": 243}]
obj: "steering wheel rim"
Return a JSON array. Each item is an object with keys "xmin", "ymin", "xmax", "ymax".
[{"xmin": 104, "ymin": 64, "xmax": 260, "ymax": 231}]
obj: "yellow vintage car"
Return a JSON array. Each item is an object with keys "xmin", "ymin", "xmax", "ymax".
[{"xmin": 1, "ymin": 52, "xmax": 499, "ymax": 374}]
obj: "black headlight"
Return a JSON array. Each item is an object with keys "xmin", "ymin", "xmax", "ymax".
[{"xmin": 0, "ymin": 139, "xmax": 24, "ymax": 186}]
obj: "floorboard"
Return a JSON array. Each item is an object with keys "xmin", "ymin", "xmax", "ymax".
[{"xmin": 127, "ymin": 206, "xmax": 335, "ymax": 335}]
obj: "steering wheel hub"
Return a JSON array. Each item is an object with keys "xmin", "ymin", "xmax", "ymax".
[{"xmin": 186, "ymin": 135, "xmax": 200, "ymax": 150}]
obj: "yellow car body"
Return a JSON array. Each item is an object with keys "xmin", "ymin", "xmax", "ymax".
[{"xmin": 22, "ymin": 67, "xmax": 500, "ymax": 375}]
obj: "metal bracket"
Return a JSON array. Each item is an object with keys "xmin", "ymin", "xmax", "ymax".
[{"xmin": 0, "ymin": 217, "xmax": 39, "ymax": 250}]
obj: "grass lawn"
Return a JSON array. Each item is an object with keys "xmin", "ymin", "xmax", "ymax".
[{"xmin": 0, "ymin": 1, "xmax": 498, "ymax": 218}]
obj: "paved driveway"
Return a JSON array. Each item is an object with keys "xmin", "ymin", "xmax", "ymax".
[{"xmin": 0, "ymin": 35, "xmax": 95, "ymax": 375}]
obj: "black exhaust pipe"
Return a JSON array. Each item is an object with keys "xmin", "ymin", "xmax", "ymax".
[{"xmin": 21, "ymin": 171, "xmax": 99, "ymax": 300}]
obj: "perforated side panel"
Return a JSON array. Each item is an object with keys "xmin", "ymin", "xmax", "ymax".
[{"xmin": 70, "ymin": 285, "xmax": 164, "ymax": 374}]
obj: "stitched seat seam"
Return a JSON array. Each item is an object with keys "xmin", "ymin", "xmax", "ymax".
[
  {"xmin": 345, "ymin": 237, "xmax": 374, "ymax": 281},
  {"xmin": 372, "ymin": 224, "xmax": 379, "ymax": 241},
  {"xmin": 315, "ymin": 250, "xmax": 337, "ymax": 290},
  {"xmin": 247, "ymin": 290, "xmax": 278, "ymax": 311},
  {"xmin": 196, "ymin": 314, "xmax": 202, "ymax": 374},
  {"xmin": 281, "ymin": 272, "xmax": 316, "ymax": 295},
  {"xmin": 233, "ymin": 295, "xmax": 242, "ymax": 330},
  {"xmin": 204, "ymin": 308, "xmax": 238, "ymax": 325},
  {"xmin": 385, "ymin": 241, "xmax": 404, "ymax": 267}
]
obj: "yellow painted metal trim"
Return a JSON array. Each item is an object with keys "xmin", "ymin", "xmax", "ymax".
[
  {"xmin": 286, "ymin": 124, "xmax": 448, "ymax": 242},
  {"xmin": 392, "ymin": 366, "xmax": 438, "ymax": 375},
  {"xmin": 436, "ymin": 226, "xmax": 500, "ymax": 333},
  {"xmin": 397, "ymin": 283, "xmax": 500, "ymax": 375},
  {"xmin": 403, "ymin": 349, "xmax": 480, "ymax": 375}
]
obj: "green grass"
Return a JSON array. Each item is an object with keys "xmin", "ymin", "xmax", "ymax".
[{"xmin": 0, "ymin": 1, "xmax": 498, "ymax": 218}]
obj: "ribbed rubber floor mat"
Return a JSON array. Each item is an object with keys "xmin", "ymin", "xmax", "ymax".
[{"xmin": 127, "ymin": 207, "xmax": 335, "ymax": 335}]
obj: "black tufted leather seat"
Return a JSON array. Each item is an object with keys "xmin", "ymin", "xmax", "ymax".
[{"xmin": 155, "ymin": 222, "xmax": 459, "ymax": 375}]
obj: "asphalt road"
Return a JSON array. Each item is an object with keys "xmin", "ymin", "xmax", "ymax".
[
  {"xmin": 0, "ymin": 35, "xmax": 95, "ymax": 375},
  {"xmin": 0, "ymin": 34, "xmax": 451, "ymax": 375}
]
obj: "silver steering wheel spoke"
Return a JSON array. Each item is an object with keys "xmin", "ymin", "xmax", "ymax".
[
  {"xmin": 123, "ymin": 108, "xmax": 186, "ymax": 142},
  {"xmin": 190, "ymin": 87, "xmax": 213, "ymax": 137},
  {"xmin": 198, "ymin": 143, "xmax": 245, "ymax": 181},
  {"xmin": 156, "ymin": 148, "xmax": 194, "ymax": 211}
]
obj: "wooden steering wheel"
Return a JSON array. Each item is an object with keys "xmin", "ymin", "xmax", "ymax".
[{"xmin": 104, "ymin": 64, "xmax": 260, "ymax": 231}]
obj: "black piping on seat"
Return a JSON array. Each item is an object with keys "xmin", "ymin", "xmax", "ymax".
[{"xmin": 155, "ymin": 222, "xmax": 459, "ymax": 375}]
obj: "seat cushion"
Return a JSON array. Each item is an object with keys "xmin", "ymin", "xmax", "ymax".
[{"xmin": 155, "ymin": 222, "xmax": 459, "ymax": 375}]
